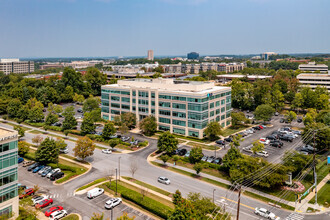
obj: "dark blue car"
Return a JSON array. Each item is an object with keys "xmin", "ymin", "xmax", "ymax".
[
  {"xmin": 33, "ymin": 165, "xmax": 45, "ymax": 173},
  {"xmin": 18, "ymin": 157, "xmax": 24, "ymax": 163}
]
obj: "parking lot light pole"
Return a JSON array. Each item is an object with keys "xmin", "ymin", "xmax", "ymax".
[
  {"xmin": 118, "ymin": 157, "xmax": 121, "ymax": 181},
  {"xmin": 115, "ymin": 168, "xmax": 118, "ymax": 195},
  {"xmin": 213, "ymin": 189, "xmax": 216, "ymax": 203},
  {"xmin": 111, "ymin": 207, "xmax": 113, "ymax": 220}
]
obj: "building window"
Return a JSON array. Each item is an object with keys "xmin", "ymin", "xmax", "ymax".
[
  {"xmin": 110, "ymin": 90, "xmax": 121, "ymax": 94},
  {"xmin": 172, "ymin": 96, "xmax": 186, "ymax": 101},
  {"xmin": 188, "ymin": 130, "xmax": 199, "ymax": 137},
  {"xmin": 101, "ymin": 100, "xmax": 109, "ymax": 106},
  {"xmin": 121, "ymin": 91, "xmax": 130, "ymax": 95},
  {"xmin": 188, "ymin": 120, "xmax": 208, "ymax": 129},
  {"xmin": 172, "ymin": 119, "xmax": 186, "ymax": 127},
  {"xmin": 159, "ymin": 94, "xmax": 171, "ymax": 99},
  {"xmin": 210, "ymin": 102, "xmax": 214, "ymax": 109},
  {"xmin": 216, "ymin": 101, "xmax": 220, "ymax": 107},
  {"xmin": 159, "ymin": 125, "xmax": 170, "ymax": 131},
  {"xmin": 0, "ymin": 205, "xmax": 12, "ymax": 218},
  {"xmin": 216, "ymin": 109, "xmax": 220, "ymax": 115},
  {"xmin": 173, "ymin": 127, "xmax": 185, "ymax": 135},
  {"xmin": 159, "ymin": 117, "xmax": 171, "ymax": 124},
  {"xmin": 172, "ymin": 111, "xmax": 186, "ymax": 119},
  {"xmin": 172, "ymin": 103, "xmax": 186, "ymax": 110},
  {"xmin": 0, "ymin": 184, "xmax": 18, "ymax": 204},
  {"xmin": 121, "ymin": 97, "xmax": 130, "ymax": 103},
  {"xmin": 138, "ymin": 91, "xmax": 149, "ymax": 98},
  {"xmin": 111, "ymin": 96, "xmax": 120, "ymax": 102},
  {"xmin": 111, "ymin": 110, "xmax": 120, "ymax": 115},
  {"xmin": 151, "ymin": 92, "xmax": 155, "ymax": 98},
  {"xmin": 0, "ymin": 168, "xmax": 17, "ymax": 187},
  {"xmin": 226, "ymin": 104, "xmax": 231, "ymax": 111},
  {"xmin": 111, "ymin": 103, "xmax": 120, "ymax": 109},
  {"xmin": 188, "ymin": 112, "xmax": 208, "ymax": 120},
  {"xmin": 0, "ymin": 152, "xmax": 17, "ymax": 169},
  {"xmin": 121, "ymin": 104, "xmax": 130, "ymax": 110},
  {"xmin": 221, "ymin": 107, "xmax": 225, "ymax": 113},
  {"xmin": 0, "ymin": 141, "xmax": 17, "ymax": 153},
  {"xmin": 226, "ymin": 120, "xmax": 231, "ymax": 126},
  {"xmin": 188, "ymin": 103, "xmax": 208, "ymax": 111},
  {"xmin": 101, "ymin": 107, "xmax": 109, "ymax": 113},
  {"xmin": 138, "ymin": 107, "xmax": 148, "ymax": 113},
  {"xmin": 138, "ymin": 99, "xmax": 149, "ymax": 105},
  {"xmin": 151, "ymin": 109, "xmax": 155, "ymax": 114},
  {"xmin": 102, "ymin": 115, "xmax": 109, "ymax": 120},
  {"xmin": 221, "ymin": 115, "xmax": 225, "ymax": 120},
  {"xmin": 133, "ymin": 99, "xmax": 136, "ymax": 104},
  {"xmin": 159, "ymin": 110, "xmax": 171, "ymax": 116},
  {"xmin": 221, "ymin": 100, "xmax": 225, "ymax": 105},
  {"xmin": 159, "ymin": 102, "xmax": 171, "ymax": 108},
  {"xmin": 187, "ymin": 98, "xmax": 202, "ymax": 103},
  {"xmin": 101, "ymin": 94, "xmax": 109, "ymax": 100},
  {"xmin": 210, "ymin": 111, "xmax": 214, "ymax": 117}
]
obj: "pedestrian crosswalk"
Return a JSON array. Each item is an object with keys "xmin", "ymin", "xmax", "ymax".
[
  {"xmin": 48, "ymin": 192, "xmax": 74, "ymax": 199},
  {"xmin": 285, "ymin": 213, "xmax": 304, "ymax": 220}
]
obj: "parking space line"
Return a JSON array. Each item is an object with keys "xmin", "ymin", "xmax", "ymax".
[{"xmin": 121, "ymin": 206, "xmax": 128, "ymax": 212}]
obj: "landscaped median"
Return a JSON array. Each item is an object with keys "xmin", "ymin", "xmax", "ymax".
[
  {"xmin": 75, "ymin": 177, "xmax": 173, "ymax": 219},
  {"xmin": 62, "ymin": 213, "xmax": 81, "ymax": 220}
]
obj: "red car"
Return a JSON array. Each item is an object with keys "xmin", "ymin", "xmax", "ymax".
[
  {"xmin": 36, "ymin": 198, "xmax": 53, "ymax": 209},
  {"xmin": 45, "ymin": 206, "xmax": 64, "ymax": 217},
  {"xmin": 258, "ymin": 125, "xmax": 264, "ymax": 129},
  {"xmin": 19, "ymin": 188, "xmax": 35, "ymax": 199}
]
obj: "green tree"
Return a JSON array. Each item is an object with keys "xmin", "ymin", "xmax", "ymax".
[
  {"xmin": 55, "ymin": 138, "xmax": 67, "ymax": 151},
  {"xmin": 102, "ymin": 122, "xmax": 116, "ymax": 139},
  {"xmin": 83, "ymin": 96, "xmax": 100, "ymax": 112},
  {"xmin": 45, "ymin": 113, "xmax": 59, "ymax": 126},
  {"xmin": 160, "ymin": 154, "xmax": 170, "ymax": 165},
  {"xmin": 14, "ymin": 126, "xmax": 25, "ymax": 138},
  {"xmin": 292, "ymin": 93, "xmax": 303, "ymax": 113},
  {"xmin": 117, "ymin": 213, "xmax": 135, "ymax": 220},
  {"xmin": 316, "ymin": 94, "xmax": 330, "ymax": 110},
  {"xmin": 84, "ymin": 67, "xmax": 107, "ymax": 96},
  {"xmin": 18, "ymin": 141, "xmax": 30, "ymax": 157},
  {"xmin": 139, "ymin": 115, "xmax": 157, "ymax": 136},
  {"xmin": 35, "ymin": 137, "xmax": 59, "ymax": 164},
  {"xmin": 153, "ymin": 66, "xmax": 164, "ymax": 73},
  {"xmin": 169, "ymin": 191, "xmax": 197, "ymax": 220},
  {"xmin": 204, "ymin": 121, "xmax": 223, "ymax": 141},
  {"xmin": 157, "ymin": 131, "xmax": 178, "ymax": 155},
  {"xmin": 109, "ymin": 138, "xmax": 120, "ymax": 149},
  {"xmin": 254, "ymin": 104, "xmax": 275, "ymax": 121},
  {"xmin": 222, "ymin": 146, "xmax": 243, "ymax": 172},
  {"xmin": 231, "ymin": 112, "xmax": 249, "ymax": 127},
  {"xmin": 193, "ymin": 163, "xmax": 203, "ymax": 175},
  {"xmin": 121, "ymin": 112, "xmax": 136, "ymax": 129},
  {"xmin": 189, "ymin": 146, "xmax": 203, "ymax": 164},
  {"xmin": 81, "ymin": 113, "xmax": 96, "ymax": 134},
  {"xmin": 152, "ymin": 72, "xmax": 162, "ymax": 78},
  {"xmin": 7, "ymin": 98, "xmax": 22, "ymax": 118},
  {"xmin": 73, "ymin": 93, "xmax": 85, "ymax": 104},
  {"xmin": 73, "ymin": 137, "xmax": 96, "ymax": 161},
  {"xmin": 251, "ymin": 140, "xmax": 264, "ymax": 155},
  {"xmin": 62, "ymin": 106, "xmax": 77, "ymax": 130},
  {"xmin": 285, "ymin": 111, "xmax": 297, "ymax": 124},
  {"xmin": 271, "ymin": 84, "xmax": 285, "ymax": 111},
  {"xmin": 25, "ymin": 98, "xmax": 44, "ymax": 122}
]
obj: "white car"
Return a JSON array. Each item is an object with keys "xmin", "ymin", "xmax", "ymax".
[
  {"xmin": 243, "ymin": 147, "xmax": 253, "ymax": 154},
  {"xmin": 47, "ymin": 168, "xmax": 61, "ymax": 178},
  {"xmin": 59, "ymin": 147, "xmax": 69, "ymax": 154},
  {"xmin": 256, "ymin": 151, "xmax": 269, "ymax": 158},
  {"xmin": 87, "ymin": 188, "xmax": 104, "ymax": 199},
  {"xmin": 38, "ymin": 166, "xmax": 49, "ymax": 175},
  {"xmin": 102, "ymin": 149, "xmax": 112, "ymax": 154},
  {"xmin": 254, "ymin": 207, "xmax": 276, "ymax": 220},
  {"xmin": 259, "ymin": 138, "xmax": 270, "ymax": 145},
  {"xmin": 32, "ymin": 195, "xmax": 49, "ymax": 205},
  {"xmin": 104, "ymin": 197, "xmax": 122, "ymax": 209},
  {"xmin": 49, "ymin": 210, "xmax": 67, "ymax": 220},
  {"xmin": 158, "ymin": 176, "xmax": 170, "ymax": 185}
]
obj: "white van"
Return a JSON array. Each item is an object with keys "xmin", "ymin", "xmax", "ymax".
[{"xmin": 87, "ymin": 188, "xmax": 104, "ymax": 199}]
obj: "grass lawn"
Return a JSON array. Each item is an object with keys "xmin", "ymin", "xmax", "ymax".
[
  {"xmin": 155, "ymin": 131, "xmax": 212, "ymax": 143},
  {"xmin": 222, "ymin": 125, "xmax": 250, "ymax": 137},
  {"xmin": 186, "ymin": 142, "xmax": 219, "ymax": 150},
  {"xmin": 122, "ymin": 176, "xmax": 172, "ymax": 197},
  {"xmin": 28, "ymin": 130, "xmax": 41, "ymax": 134},
  {"xmin": 309, "ymin": 180, "xmax": 330, "ymax": 207},
  {"xmin": 62, "ymin": 214, "xmax": 80, "ymax": 220},
  {"xmin": 76, "ymin": 177, "xmax": 107, "ymax": 191}
]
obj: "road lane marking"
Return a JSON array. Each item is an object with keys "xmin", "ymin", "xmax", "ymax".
[
  {"xmin": 224, "ymin": 204, "xmax": 259, "ymax": 219},
  {"xmin": 220, "ymin": 196, "xmax": 255, "ymax": 210}
]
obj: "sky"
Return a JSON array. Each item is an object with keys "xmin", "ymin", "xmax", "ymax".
[{"xmin": 0, "ymin": 0, "xmax": 329, "ymax": 58}]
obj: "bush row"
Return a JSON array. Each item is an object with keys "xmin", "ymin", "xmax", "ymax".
[{"xmin": 104, "ymin": 182, "xmax": 172, "ymax": 219}]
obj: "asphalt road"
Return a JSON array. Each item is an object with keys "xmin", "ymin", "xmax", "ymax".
[{"xmin": 2, "ymin": 119, "xmax": 327, "ymax": 220}]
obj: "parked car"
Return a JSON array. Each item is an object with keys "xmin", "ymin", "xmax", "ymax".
[
  {"xmin": 59, "ymin": 147, "xmax": 69, "ymax": 154},
  {"xmin": 177, "ymin": 148, "xmax": 187, "ymax": 156},
  {"xmin": 274, "ymin": 112, "xmax": 279, "ymax": 116},
  {"xmin": 212, "ymin": 157, "xmax": 222, "ymax": 164},
  {"xmin": 23, "ymin": 160, "xmax": 34, "ymax": 167},
  {"xmin": 259, "ymin": 138, "xmax": 270, "ymax": 145},
  {"xmin": 266, "ymin": 135, "xmax": 277, "ymax": 141},
  {"xmin": 297, "ymin": 118, "xmax": 303, "ymax": 123},
  {"xmin": 280, "ymin": 135, "xmax": 293, "ymax": 142},
  {"xmin": 279, "ymin": 118, "xmax": 284, "ymax": 123},
  {"xmin": 52, "ymin": 122, "xmax": 62, "ymax": 127},
  {"xmin": 36, "ymin": 198, "xmax": 53, "ymax": 209},
  {"xmin": 130, "ymin": 140, "xmax": 139, "ymax": 145},
  {"xmin": 18, "ymin": 157, "xmax": 24, "ymax": 163},
  {"xmin": 206, "ymin": 156, "xmax": 215, "ymax": 163},
  {"xmin": 302, "ymin": 145, "xmax": 316, "ymax": 153},
  {"xmin": 292, "ymin": 130, "xmax": 302, "ymax": 135},
  {"xmin": 224, "ymin": 137, "xmax": 233, "ymax": 142},
  {"xmin": 184, "ymin": 151, "xmax": 191, "ymax": 157},
  {"xmin": 245, "ymin": 129, "xmax": 254, "ymax": 134},
  {"xmin": 18, "ymin": 184, "xmax": 28, "ymax": 190},
  {"xmin": 270, "ymin": 141, "xmax": 283, "ymax": 148},
  {"xmin": 109, "ymin": 134, "xmax": 120, "ymax": 139},
  {"xmin": 39, "ymin": 166, "xmax": 51, "ymax": 175},
  {"xmin": 45, "ymin": 206, "xmax": 64, "ymax": 217},
  {"xmin": 41, "ymin": 167, "xmax": 53, "ymax": 177},
  {"xmin": 104, "ymin": 198, "xmax": 122, "ymax": 209},
  {"xmin": 238, "ymin": 132, "xmax": 247, "ymax": 137},
  {"xmin": 243, "ymin": 147, "xmax": 253, "ymax": 154},
  {"xmin": 256, "ymin": 151, "xmax": 269, "ymax": 157},
  {"xmin": 254, "ymin": 207, "xmax": 276, "ymax": 220},
  {"xmin": 28, "ymin": 162, "xmax": 39, "ymax": 171},
  {"xmin": 77, "ymin": 108, "xmax": 83, "ymax": 113},
  {"xmin": 201, "ymin": 156, "xmax": 208, "ymax": 161},
  {"xmin": 258, "ymin": 125, "xmax": 264, "ymax": 129},
  {"xmin": 50, "ymin": 172, "xmax": 64, "ymax": 181},
  {"xmin": 121, "ymin": 136, "xmax": 130, "ymax": 142},
  {"xmin": 298, "ymin": 151, "xmax": 309, "ymax": 155},
  {"xmin": 158, "ymin": 176, "xmax": 170, "ymax": 185},
  {"xmin": 102, "ymin": 149, "xmax": 112, "ymax": 154},
  {"xmin": 19, "ymin": 188, "xmax": 35, "ymax": 199},
  {"xmin": 33, "ymin": 195, "xmax": 49, "ymax": 205},
  {"xmin": 216, "ymin": 140, "xmax": 225, "ymax": 145},
  {"xmin": 47, "ymin": 168, "xmax": 61, "ymax": 178},
  {"xmin": 87, "ymin": 188, "xmax": 104, "ymax": 199},
  {"xmin": 49, "ymin": 210, "xmax": 67, "ymax": 220},
  {"xmin": 33, "ymin": 165, "xmax": 45, "ymax": 173},
  {"xmin": 253, "ymin": 126, "xmax": 261, "ymax": 130}
]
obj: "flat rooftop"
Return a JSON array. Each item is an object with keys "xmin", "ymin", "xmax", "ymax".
[
  {"xmin": 297, "ymin": 73, "xmax": 330, "ymax": 78},
  {"xmin": 0, "ymin": 127, "xmax": 18, "ymax": 140}
]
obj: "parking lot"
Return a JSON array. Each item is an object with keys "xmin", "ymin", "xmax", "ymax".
[{"xmin": 18, "ymin": 163, "xmax": 154, "ymax": 220}]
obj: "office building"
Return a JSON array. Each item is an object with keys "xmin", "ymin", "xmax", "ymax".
[
  {"xmin": 0, "ymin": 127, "xmax": 18, "ymax": 219},
  {"xmin": 147, "ymin": 50, "xmax": 154, "ymax": 61},
  {"xmin": 217, "ymin": 63, "xmax": 245, "ymax": 73},
  {"xmin": 297, "ymin": 72, "xmax": 330, "ymax": 91},
  {"xmin": 40, "ymin": 64, "xmax": 64, "ymax": 70},
  {"xmin": 0, "ymin": 59, "xmax": 34, "ymax": 75},
  {"xmin": 261, "ymin": 52, "xmax": 277, "ymax": 60},
  {"xmin": 101, "ymin": 78, "xmax": 232, "ymax": 139},
  {"xmin": 217, "ymin": 74, "xmax": 272, "ymax": 83},
  {"xmin": 187, "ymin": 52, "xmax": 199, "ymax": 60},
  {"xmin": 298, "ymin": 62, "xmax": 328, "ymax": 73}
]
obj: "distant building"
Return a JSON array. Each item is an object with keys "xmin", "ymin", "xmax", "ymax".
[
  {"xmin": 217, "ymin": 63, "xmax": 245, "ymax": 73},
  {"xmin": 147, "ymin": 50, "xmax": 154, "ymax": 61},
  {"xmin": 261, "ymin": 52, "xmax": 277, "ymax": 60},
  {"xmin": 298, "ymin": 62, "xmax": 328, "ymax": 73},
  {"xmin": 0, "ymin": 126, "xmax": 19, "ymax": 219},
  {"xmin": 217, "ymin": 74, "xmax": 272, "ymax": 83},
  {"xmin": 0, "ymin": 59, "xmax": 34, "ymax": 75},
  {"xmin": 297, "ymin": 72, "xmax": 330, "ymax": 91},
  {"xmin": 40, "ymin": 64, "xmax": 64, "ymax": 70},
  {"xmin": 62, "ymin": 60, "xmax": 103, "ymax": 69},
  {"xmin": 187, "ymin": 52, "xmax": 199, "ymax": 60}
]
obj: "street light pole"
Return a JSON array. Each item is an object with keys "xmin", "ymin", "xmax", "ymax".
[
  {"xmin": 213, "ymin": 189, "xmax": 216, "ymax": 203},
  {"xmin": 118, "ymin": 157, "xmax": 121, "ymax": 181},
  {"xmin": 115, "ymin": 168, "xmax": 118, "ymax": 196}
]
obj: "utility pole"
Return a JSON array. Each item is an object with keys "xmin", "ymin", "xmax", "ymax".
[
  {"xmin": 215, "ymin": 145, "xmax": 217, "ymax": 158},
  {"xmin": 236, "ymin": 184, "xmax": 241, "ymax": 220},
  {"xmin": 111, "ymin": 207, "xmax": 113, "ymax": 220},
  {"xmin": 118, "ymin": 156, "xmax": 121, "ymax": 181},
  {"xmin": 213, "ymin": 189, "xmax": 216, "ymax": 203},
  {"xmin": 115, "ymin": 168, "xmax": 118, "ymax": 196},
  {"xmin": 313, "ymin": 131, "xmax": 317, "ymax": 205}
]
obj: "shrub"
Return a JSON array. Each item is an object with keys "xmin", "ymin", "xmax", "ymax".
[
  {"xmin": 138, "ymin": 141, "xmax": 148, "ymax": 147},
  {"xmin": 48, "ymin": 126, "xmax": 62, "ymax": 131}
]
